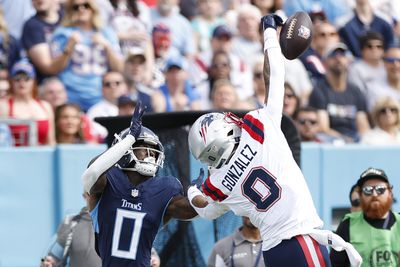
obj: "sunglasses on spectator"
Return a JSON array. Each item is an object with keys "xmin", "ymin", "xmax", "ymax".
[
  {"xmin": 362, "ymin": 184, "xmax": 388, "ymax": 196},
  {"xmin": 379, "ymin": 107, "xmax": 398, "ymax": 115},
  {"xmin": 72, "ymin": 2, "xmax": 91, "ymax": 11},
  {"xmin": 297, "ymin": 118, "xmax": 317, "ymax": 126},
  {"xmin": 103, "ymin": 80, "xmax": 123, "ymax": 87},
  {"xmin": 13, "ymin": 75, "xmax": 31, "ymax": 82},
  {"xmin": 383, "ymin": 57, "xmax": 400, "ymax": 63}
]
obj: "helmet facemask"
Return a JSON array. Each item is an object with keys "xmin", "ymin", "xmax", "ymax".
[{"xmin": 113, "ymin": 127, "xmax": 165, "ymax": 176}]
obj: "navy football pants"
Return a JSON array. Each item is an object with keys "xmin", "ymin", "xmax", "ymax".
[{"xmin": 263, "ymin": 235, "xmax": 331, "ymax": 267}]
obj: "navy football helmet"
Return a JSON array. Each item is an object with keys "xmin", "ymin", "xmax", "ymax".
[{"xmin": 112, "ymin": 126, "xmax": 165, "ymax": 176}]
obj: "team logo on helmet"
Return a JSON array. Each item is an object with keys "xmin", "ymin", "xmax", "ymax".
[{"xmin": 200, "ymin": 114, "xmax": 217, "ymax": 144}]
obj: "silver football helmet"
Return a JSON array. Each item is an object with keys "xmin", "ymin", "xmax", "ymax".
[
  {"xmin": 113, "ymin": 127, "xmax": 165, "ymax": 176},
  {"xmin": 188, "ymin": 112, "xmax": 242, "ymax": 169}
]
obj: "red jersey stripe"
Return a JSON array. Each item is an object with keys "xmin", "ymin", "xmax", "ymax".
[{"xmin": 243, "ymin": 114, "xmax": 264, "ymax": 144}]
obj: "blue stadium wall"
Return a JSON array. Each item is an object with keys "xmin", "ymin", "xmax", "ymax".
[{"xmin": 1, "ymin": 143, "xmax": 400, "ymax": 267}]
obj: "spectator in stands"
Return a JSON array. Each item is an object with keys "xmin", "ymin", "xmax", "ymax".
[
  {"xmin": 39, "ymin": 77, "xmax": 68, "ymax": 110},
  {"xmin": 299, "ymin": 21, "xmax": 340, "ymax": 83},
  {"xmin": 155, "ymin": 57, "xmax": 201, "ymax": 112},
  {"xmin": 364, "ymin": 47, "xmax": 400, "ymax": 111},
  {"xmin": 87, "ymin": 71, "xmax": 127, "ymax": 140},
  {"xmin": 51, "ymin": 0, "xmax": 123, "ymax": 111},
  {"xmin": 151, "ymin": 23, "xmax": 180, "ymax": 89},
  {"xmin": 123, "ymin": 48, "xmax": 156, "ymax": 111},
  {"xmin": 309, "ymin": 43, "xmax": 370, "ymax": 143},
  {"xmin": 294, "ymin": 106, "xmax": 345, "ymax": 144},
  {"xmin": 191, "ymin": 0, "xmax": 225, "ymax": 53},
  {"xmin": 0, "ymin": 7, "xmax": 21, "ymax": 73},
  {"xmin": 349, "ymin": 184, "xmax": 362, "ymax": 213},
  {"xmin": 294, "ymin": 106, "xmax": 321, "ymax": 142},
  {"xmin": 108, "ymin": 0, "xmax": 154, "ymax": 83},
  {"xmin": 55, "ymin": 103, "xmax": 95, "ymax": 144},
  {"xmin": 231, "ymin": 4, "xmax": 262, "ymax": 69},
  {"xmin": 40, "ymin": 192, "xmax": 101, "ymax": 267},
  {"xmin": 348, "ymin": 31, "xmax": 386, "ymax": 94},
  {"xmin": 117, "ymin": 94, "xmax": 136, "ymax": 116},
  {"xmin": 0, "ymin": 60, "xmax": 55, "ymax": 146},
  {"xmin": 207, "ymin": 216, "xmax": 264, "ymax": 267},
  {"xmin": 283, "ymin": 82, "xmax": 300, "ymax": 119},
  {"xmin": 210, "ymin": 79, "xmax": 253, "ymax": 110},
  {"xmin": 361, "ymin": 96, "xmax": 400, "ymax": 144},
  {"xmin": 0, "ymin": 77, "xmax": 10, "ymax": 99},
  {"xmin": 22, "ymin": 0, "xmax": 62, "ymax": 83},
  {"xmin": 39, "ymin": 76, "xmax": 98, "ymax": 143},
  {"xmin": 190, "ymin": 25, "xmax": 254, "ymax": 104},
  {"xmin": 338, "ymin": 0, "xmax": 394, "ymax": 58},
  {"xmin": 330, "ymin": 167, "xmax": 400, "ymax": 267},
  {"xmin": 150, "ymin": 0, "xmax": 196, "ymax": 59}
]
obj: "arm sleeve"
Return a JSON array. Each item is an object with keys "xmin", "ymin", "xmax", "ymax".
[
  {"xmin": 263, "ymin": 28, "xmax": 285, "ymax": 124},
  {"xmin": 81, "ymin": 134, "xmax": 135, "ymax": 193}
]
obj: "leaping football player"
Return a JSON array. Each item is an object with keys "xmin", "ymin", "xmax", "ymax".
[
  {"xmin": 81, "ymin": 102, "xmax": 198, "ymax": 267},
  {"xmin": 187, "ymin": 14, "xmax": 363, "ymax": 267}
]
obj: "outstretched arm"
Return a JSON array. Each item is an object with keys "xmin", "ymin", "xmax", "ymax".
[
  {"xmin": 163, "ymin": 195, "xmax": 198, "ymax": 224},
  {"xmin": 81, "ymin": 102, "xmax": 145, "ymax": 196},
  {"xmin": 261, "ymin": 15, "xmax": 285, "ymax": 119}
]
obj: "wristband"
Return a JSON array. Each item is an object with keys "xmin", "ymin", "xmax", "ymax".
[{"xmin": 187, "ymin": 186, "xmax": 203, "ymax": 205}]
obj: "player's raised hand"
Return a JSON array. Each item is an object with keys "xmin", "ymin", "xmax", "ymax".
[
  {"xmin": 261, "ymin": 14, "xmax": 283, "ymax": 31},
  {"xmin": 129, "ymin": 101, "xmax": 146, "ymax": 139},
  {"xmin": 190, "ymin": 168, "xmax": 205, "ymax": 189}
]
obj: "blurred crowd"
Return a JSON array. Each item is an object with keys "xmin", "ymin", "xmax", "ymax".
[{"xmin": 0, "ymin": 0, "xmax": 400, "ymax": 146}]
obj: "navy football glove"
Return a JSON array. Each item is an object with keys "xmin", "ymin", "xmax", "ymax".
[
  {"xmin": 261, "ymin": 14, "xmax": 284, "ymax": 31},
  {"xmin": 129, "ymin": 101, "xmax": 146, "ymax": 139},
  {"xmin": 190, "ymin": 168, "xmax": 205, "ymax": 189}
]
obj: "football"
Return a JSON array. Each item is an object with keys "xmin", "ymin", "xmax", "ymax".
[{"xmin": 279, "ymin": 11, "xmax": 313, "ymax": 60}]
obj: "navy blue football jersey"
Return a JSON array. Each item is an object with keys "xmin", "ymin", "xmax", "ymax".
[{"xmin": 91, "ymin": 167, "xmax": 183, "ymax": 267}]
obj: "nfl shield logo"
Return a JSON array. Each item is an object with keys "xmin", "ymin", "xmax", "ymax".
[
  {"xmin": 298, "ymin": 25, "xmax": 311, "ymax": 40},
  {"xmin": 131, "ymin": 189, "xmax": 139, "ymax": 197}
]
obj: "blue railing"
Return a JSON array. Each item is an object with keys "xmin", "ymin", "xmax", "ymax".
[{"xmin": 1, "ymin": 143, "xmax": 399, "ymax": 267}]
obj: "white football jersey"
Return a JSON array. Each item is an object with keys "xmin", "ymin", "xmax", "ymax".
[{"xmin": 201, "ymin": 29, "xmax": 323, "ymax": 251}]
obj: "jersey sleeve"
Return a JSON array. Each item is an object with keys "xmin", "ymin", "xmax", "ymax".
[
  {"xmin": 165, "ymin": 176, "xmax": 184, "ymax": 198},
  {"xmin": 263, "ymin": 28, "xmax": 285, "ymax": 125},
  {"xmin": 21, "ymin": 18, "xmax": 45, "ymax": 50}
]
